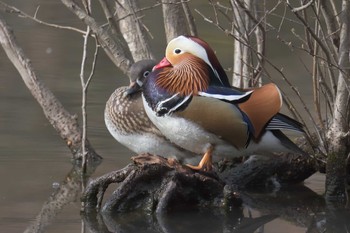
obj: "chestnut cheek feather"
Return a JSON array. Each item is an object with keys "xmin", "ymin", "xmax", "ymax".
[{"xmin": 155, "ymin": 57, "xmax": 210, "ymax": 96}]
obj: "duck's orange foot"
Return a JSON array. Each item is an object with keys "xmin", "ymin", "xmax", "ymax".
[{"xmin": 186, "ymin": 145, "xmax": 214, "ymax": 172}]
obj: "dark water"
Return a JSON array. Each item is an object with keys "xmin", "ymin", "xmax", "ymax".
[{"xmin": 0, "ymin": 1, "xmax": 349, "ymax": 233}]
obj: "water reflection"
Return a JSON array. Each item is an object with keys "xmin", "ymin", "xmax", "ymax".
[
  {"xmin": 22, "ymin": 157, "xmax": 101, "ymax": 233},
  {"xmin": 8, "ymin": 152, "xmax": 348, "ymax": 233},
  {"xmin": 78, "ymin": 180, "xmax": 349, "ymax": 233},
  {"xmin": 82, "ymin": 206, "xmax": 277, "ymax": 233}
]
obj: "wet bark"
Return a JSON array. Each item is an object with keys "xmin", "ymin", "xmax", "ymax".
[
  {"xmin": 82, "ymin": 154, "xmax": 242, "ymax": 214},
  {"xmin": 83, "ymin": 151, "xmax": 317, "ymax": 214},
  {"xmin": 218, "ymin": 153, "xmax": 317, "ymax": 188}
]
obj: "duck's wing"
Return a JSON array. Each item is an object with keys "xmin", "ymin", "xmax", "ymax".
[
  {"xmin": 199, "ymin": 86, "xmax": 253, "ymax": 103},
  {"xmin": 267, "ymin": 113, "xmax": 305, "ymax": 133},
  {"xmin": 238, "ymin": 83, "xmax": 283, "ymax": 138},
  {"xmin": 176, "ymin": 96, "xmax": 251, "ymax": 149}
]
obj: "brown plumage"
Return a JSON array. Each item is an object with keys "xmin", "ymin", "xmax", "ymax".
[
  {"xmin": 239, "ymin": 83, "xmax": 282, "ymax": 138},
  {"xmin": 105, "ymin": 86, "xmax": 162, "ymax": 136},
  {"xmin": 105, "ymin": 59, "xmax": 198, "ymax": 161},
  {"xmin": 176, "ymin": 96, "xmax": 249, "ymax": 149}
]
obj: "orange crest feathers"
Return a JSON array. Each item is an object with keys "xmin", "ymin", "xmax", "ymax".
[{"xmin": 239, "ymin": 83, "xmax": 282, "ymax": 138}]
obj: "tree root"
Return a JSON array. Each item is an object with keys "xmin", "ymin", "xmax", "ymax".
[
  {"xmin": 82, "ymin": 151, "xmax": 317, "ymax": 214},
  {"xmin": 82, "ymin": 153, "xmax": 242, "ymax": 214},
  {"xmin": 218, "ymin": 152, "xmax": 317, "ymax": 188}
]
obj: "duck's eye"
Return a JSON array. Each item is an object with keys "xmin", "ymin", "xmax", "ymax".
[
  {"xmin": 174, "ymin": 48, "xmax": 182, "ymax": 54},
  {"xmin": 143, "ymin": 71, "xmax": 150, "ymax": 78}
]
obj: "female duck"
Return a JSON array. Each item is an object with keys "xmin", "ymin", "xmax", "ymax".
[{"xmin": 105, "ymin": 59, "xmax": 197, "ymax": 161}]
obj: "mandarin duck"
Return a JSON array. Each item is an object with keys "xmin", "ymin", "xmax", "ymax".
[
  {"xmin": 105, "ymin": 59, "xmax": 197, "ymax": 161},
  {"xmin": 142, "ymin": 35, "xmax": 307, "ymax": 171}
]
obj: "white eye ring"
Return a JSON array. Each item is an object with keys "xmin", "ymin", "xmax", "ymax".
[
  {"xmin": 174, "ymin": 48, "xmax": 182, "ymax": 54},
  {"xmin": 143, "ymin": 70, "xmax": 150, "ymax": 78}
]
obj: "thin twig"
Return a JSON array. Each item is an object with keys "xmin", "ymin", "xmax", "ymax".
[
  {"xmin": 311, "ymin": 3, "xmax": 338, "ymax": 66},
  {"xmin": 0, "ymin": 1, "xmax": 85, "ymax": 34},
  {"xmin": 311, "ymin": 3, "xmax": 326, "ymax": 131},
  {"xmin": 112, "ymin": 2, "xmax": 162, "ymax": 23},
  {"xmin": 181, "ymin": 0, "xmax": 197, "ymax": 36},
  {"xmin": 85, "ymin": 39, "xmax": 99, "ymax": 89},
  {"xmin": 61, "ymin": 0, "xmax": 133, "ymax": 74},
  {"xmin": 285, "ymin": 1, "xmax": 340, "ymax": 96},
  {"xmin": 287, "ymin": 0, "xmax": 315, "ymax": 12},
  {"xmin": 80, "ymin": 13, "xmax": 91, "ymax": 194},
  {"xmin": 234, "ymin": 0, "xmax": 267, "ymax": 86},
  {"xmin": 0, "ymin": 14, "xmax": 100, "ymax": 158}
]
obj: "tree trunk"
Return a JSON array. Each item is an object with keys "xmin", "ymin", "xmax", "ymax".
[
  {"xmin": 231, "ymin": 0, "xmax": 252, "ymax": 88},
  {"xmin": 113, "ymin": 0, "xmax": 155, "ymax": 61},
  {"xmin": 325, "ymin": 0, "xmax": 350, "ymax": 202},
  {"xmin": 61, "ymin": 0, "xmax": 133, "ymax": 74},
  {"xmin": 162, "ymin": 0, "xmax": 190, "ymax": 43}
]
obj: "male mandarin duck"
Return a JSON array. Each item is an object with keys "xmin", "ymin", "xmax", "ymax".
[
  {"xmin": 105, "ymin": 59, "xmax": 197, "ymax": 161},
  {"xmin": 141, "ymin": 35, "xmax": 307, "ymax": 171}
]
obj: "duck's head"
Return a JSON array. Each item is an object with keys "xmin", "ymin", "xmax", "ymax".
[
  {"xmin": 125, "ymin": 59, "xmax": 157, "ymax": 96},
  {"xmin": 153, "ymin": 35, "xmax": 230, "ymax": 88}
]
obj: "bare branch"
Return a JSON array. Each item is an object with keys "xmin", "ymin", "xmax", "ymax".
[
  {"xmin": 79, "ymin": 25, "xmax": 91, "ymax": 179},
  {"xmin": 285, "ymin": 0, "xmax": 339, "ymax": 96},
  {"xmin": 181, "ymin": 0, "xmax": 197, "ymax": 36},
  {"xmin": 320, "ymin": 0, "xmax": 340, "ymax": 50},
  {"xmin": 61, "ymin": 0, "xmax": 132, "ymax": 74},
  {"xmin": 162, "ymin": 0, "xmax": 190, "ymax": 43},
  {"xmin": 286, "ymin": 0, "xmax": 315, "ymax": 12},
  {"xmin": 85, "ymin": 38, "xmax": 100, "ymax": 89},
  {"xmin": 98, "ymin": 0, "xmax": 120, "ymax": 35},
  {"xmin": 0, "ymin": 1, "xmax": 85, "ymax": 34},
  {"xmin": 0, "ymin": 14, "xmax": 100, "ymax": 159},
  {"xmin": 234, "ymin": 0, "xmax": 267, "ymax": 86},
  {"xmin": 112, "ymin": 0, "xmax": 155, "ymax": 61}
]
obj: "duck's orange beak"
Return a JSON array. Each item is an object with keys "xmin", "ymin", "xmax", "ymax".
[{"xmin": 153, "ymin": 57, "xmax": 172, "ymax": 70}]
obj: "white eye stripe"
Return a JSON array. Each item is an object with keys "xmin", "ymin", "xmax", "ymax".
[
  {"xmin": 169, "ymin": 36, "xmax": 212, "ymax": 70},
  {"xmin": 168, "ymin": 36, "xmax": 224, "ymax": 84}
]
